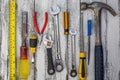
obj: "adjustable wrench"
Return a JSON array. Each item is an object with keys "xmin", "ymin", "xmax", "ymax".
[
  {"xmin": 69, "ymin": 29, "xmax": 77, "ymax": 77},
  {"xmin": 43, "ymin": 34, "xmax": 55, "ymax": 75},
  {"xmin": 50, "ymin": 6, "xmax": 63, "ymax": 72}
]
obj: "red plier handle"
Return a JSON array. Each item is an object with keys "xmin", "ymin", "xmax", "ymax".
[{"xmin": 33, "ymin": 12, "xmax": 48, "ymax": 34}]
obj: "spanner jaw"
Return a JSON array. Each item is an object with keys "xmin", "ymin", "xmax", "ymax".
[
  {"xmin": 43, "ymin": 34, "xmax": 53, "ymax": 48},
  {"xmin": 55, "ymin": 59, "xmax": 64, "ymax": 72},
  {"xmin": 50, "ymin": 6, "xmax": 61, "ymax": 15}
]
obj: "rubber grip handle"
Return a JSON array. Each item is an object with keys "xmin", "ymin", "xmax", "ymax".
[
  {"xmin": 41, "ymin": 12, "xmax": 48, "ymax": 34},
  {"xmin": 87, "ymin": 20, "xmax": 92, "ymax": 36},
  {"xmin": 33, "ymin": 12, "xmax": 40, "ymax": 34},
  {"xmin": 62, "ymin": 12, "xmax": 69, "ymax": 35},
  {"xmin": 95, "ymin": 45, "xmax": 104, "ymax": 80},
  {"xmin": 20, "ymin": 46, "xmax": 28, "ymax": 59},
  {"xmin": 47, "ymin": 48, "xmax": 55, "ymax": 75},
  {"xmin": 78, "ymin": 52, "xmax": 87, "ymax": 80}
]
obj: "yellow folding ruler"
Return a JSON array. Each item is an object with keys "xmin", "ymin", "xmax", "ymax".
[{"xmin": 9, "ymin": 0, "xmax": 16, "ymax": 80}]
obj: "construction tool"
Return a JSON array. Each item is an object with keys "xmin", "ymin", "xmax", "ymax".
[
  {"xmin": 62, "ymin": 11, "xmax": 69, "ymax": 79},
  {"xmin": 50, "ymin": 6, "xmax": 64, "ymax": 72},
  {"xmin": 78, "ymin": 13, "xmax": 87, "ymax": 80},
  {"xmin": 87, "ymin": 13, "xmax": 92, "ymax": 65},
  {"xmin": 43, "ymin": 33, "xmax": 55, "ymax": 75},
  {"xmin": 29, "ymin": 32, "xmax": 37, "ymax": 63},
  {"xmin": 9, "ymin": 0, "xmax": 16, "ymax": 79},
  {"xmin": 18, "ymin": 12, "xmax": 30, "ymax": 79},
  {"xmin": 69, "ymin": 29, "xmax": 77, "ymax": 77},
  {"xmin": 29, "ymin": 32, "xmax": 37, "ymax": 80},
  {"xmin": 33, "ymin": 0, "xmax": 48, "ymax": 45},
  {"xmin": 81, "ymin": 2, "xmax": 116, "ymax": 80},
  {"xmin": 62, "ymin": 0, "xmax": 69, "ymax": 79}
]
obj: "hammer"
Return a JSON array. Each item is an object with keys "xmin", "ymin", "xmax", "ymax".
[{"xmin": 80, "ymin": 2, "xmax": 116, "ymax": 80}]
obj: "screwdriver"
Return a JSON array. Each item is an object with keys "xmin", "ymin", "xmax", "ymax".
[
  {"xmin": 63, "ymin": 0, "xmax": 69, "ymax": 79},
  {"xmin": 29, "ymin": 32, "xmax": 37, "ymax": 80},
  {"xmin": 87, "ymin": 13, "xmax": 92, "ymax": 65},
  {"xmin": 78, "ymin": 13, "xmax": 87, "ymax": 80},
  {"xmin": 18, "ymin": 12, "xmax": 30, "ymax": 79},
  {"xmin": 29, "ymin": 33, "xmax": 37, "ymax": 63},
  {"xmin": 62, "ymin": 12, "xmax": 69, "ymax": 80}
]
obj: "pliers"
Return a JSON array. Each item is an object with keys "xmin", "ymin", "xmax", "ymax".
[{"xmin": 33, "ymin": 11, "xmax": 48, "ymax": 45}]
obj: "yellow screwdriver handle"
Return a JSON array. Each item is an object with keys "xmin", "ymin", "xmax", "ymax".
[
  {"xmin": 78, "ymin": 52, "xmax": 87, "ymax": 80},
  {"xmin": 29, "ymin": 35, "xmax": 37, "ymax": 54},
  {"xmin": 62, "ymin": 12, "xmax": 69, "ymax": 35}
]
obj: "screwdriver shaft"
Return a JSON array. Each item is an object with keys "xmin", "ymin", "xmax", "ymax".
[
  {"xmin": 88, "ymin": 36, "xmax": 90, "ymax": 65},
  {"xmin": 63, "ymin": 12, "xmax": 69, "ymax": 79}
]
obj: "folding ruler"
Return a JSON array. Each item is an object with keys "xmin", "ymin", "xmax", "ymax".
[{"xmin": 9, "ymin": 0, "xmax": 16, "ymax": 80}]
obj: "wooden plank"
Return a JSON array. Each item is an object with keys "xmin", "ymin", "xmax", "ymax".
[{"xmin": 106, "ymin": 0, "xmax": 120, "ymax": 80}]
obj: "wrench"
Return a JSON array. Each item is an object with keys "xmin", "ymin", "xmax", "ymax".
[
  {"xmin": 69, "ymin": 29, "xmax": 77, "ymax": 77},
  {"xmin": 50, "ymin": 6, "xmax": 63, "ymax": 72},
  {"xmin": 43, "ymin": 34, "xmax": 55, "ymax": 75}
]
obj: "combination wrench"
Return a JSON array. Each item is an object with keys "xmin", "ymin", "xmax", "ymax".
[
  {"xmin": 69, "ymin": 29, "xmax": 77, "ymax": 77},
  {"xmin": 50, "ymin": 6, "xmax": 64, "ymax": 72}
]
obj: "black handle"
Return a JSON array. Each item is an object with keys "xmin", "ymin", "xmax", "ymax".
[
  {"xmin": 81, "ymin": 58, "xmax": 85, "ymax": 78},
  {"xmin": 95, "ymin": 45, "xmax": 104, "ymax": 80},
  {"xmin": 47, "ymin": 48, "xmax": 55, "ymax": 75}
]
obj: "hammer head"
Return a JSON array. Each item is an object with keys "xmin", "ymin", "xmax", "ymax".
[{"xmin": 81, "ymin": 2, "xmax": 117, "ymax": 16}]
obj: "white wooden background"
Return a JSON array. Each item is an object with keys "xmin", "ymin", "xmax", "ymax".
[{"xmin": 0, "ymin": 0, "xmax": 120, "ymax": 80}]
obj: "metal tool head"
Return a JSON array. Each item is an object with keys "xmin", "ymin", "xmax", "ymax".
[
  {"xmin": 43, "ymin": 34, "xmax": 53, "ymax": 48},
  {"xmin": 50, "ymin": 6, "xmax": 61, "ymax": 15},
  {"xmin": 70, "ymin": 69, "xmax": 77, "ymax": 77},
  {"xmin": 22, "ymin": 12, "xmax": 28, "ymax": 46},
  {"xmin": 81, "ymin": 2, "xmax": 117, "ymax": 16},
  {"xmin": 69, "ymin": 29, "xmax": 77, "ymax": 36},
  {"xmin": 55, "ymin": 59, "xmax": 64, "ymax": 72}
]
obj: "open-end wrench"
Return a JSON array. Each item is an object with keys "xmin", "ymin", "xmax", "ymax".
[
  {"xmin": 50, "ymin": 6, "xmax": 64, "ymax": 72},
  {"xmin": 43, "ymin": 34, "xmax": 55, "ymax": 75},
  {"xmin": 69, "ymin": 29, "xmax": 77, "ymax": 77}
]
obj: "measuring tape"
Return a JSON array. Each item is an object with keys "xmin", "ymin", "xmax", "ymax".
[{"xmin": 9, "ymin": 0, "xmax": 16, "ymax": 80}]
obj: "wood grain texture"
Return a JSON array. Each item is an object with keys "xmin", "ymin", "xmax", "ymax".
[{"xmin": 0, "ymin": 0, "xmax": 119, "ymax": 80}]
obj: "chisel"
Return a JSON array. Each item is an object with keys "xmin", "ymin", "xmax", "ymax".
[{"xmin": 18, "ymin": 12, "xmax": 30, "ymax": 79}]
